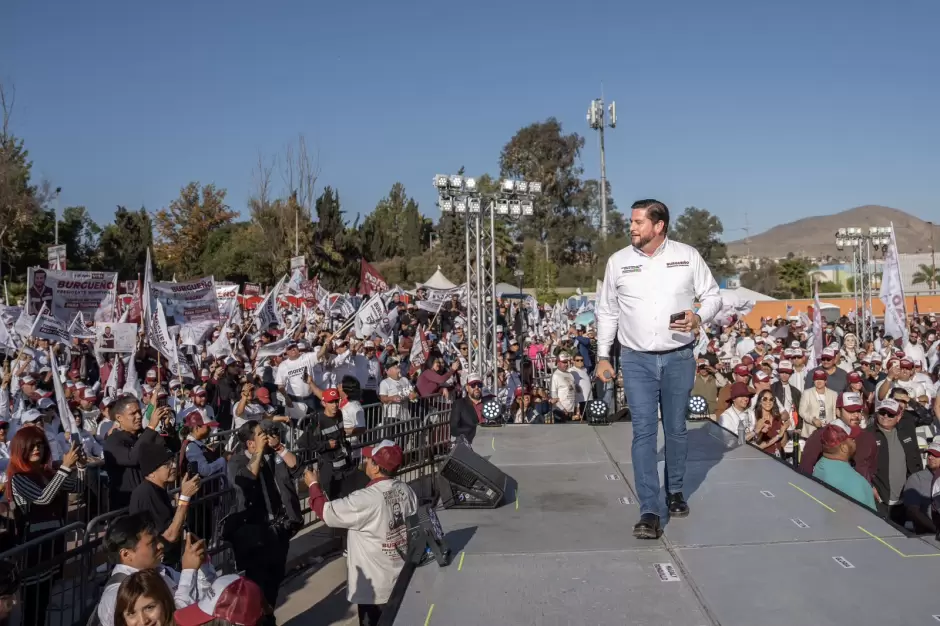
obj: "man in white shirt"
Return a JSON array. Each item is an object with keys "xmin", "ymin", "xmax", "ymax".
[
  {"xmin": 275, "ymin": 341, "xmax": 319, "ymax": 421},
  {"xmin": 378, "ymin": 360, "xmax": 415, "ymax": 425},
  {"xmin": 304, "ymin": 440, "xmax": 417, "ymax": 626},
  {"xmin": 96, "ymin": 512, "xmax": 208, "ymax": 626},
  {"xmin": 595, "ymin": 200, "xmax": 722, "ymax": 539},
  {"xmin": 550, "ymin": 353, "xmax": 578, "ymax": 421}
]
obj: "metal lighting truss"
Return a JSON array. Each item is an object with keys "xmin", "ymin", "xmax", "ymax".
[
  {"xmin": 434, "ymin": 175, "xmax": 541, "ymax": 395},
  {"xmin": 835, "ymin": 226, "xmax": 892, "ymax": 342}
]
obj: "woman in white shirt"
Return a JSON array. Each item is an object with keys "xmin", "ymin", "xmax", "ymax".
[{"xmin": 719, "ymin": 382, "xmax": 756, "ymax": 442}]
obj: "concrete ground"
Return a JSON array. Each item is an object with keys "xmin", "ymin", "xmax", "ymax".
[
  {"xmin": 276, "ymin": 555, "xmax": 357, "ymax": 626},
  {"xmin": 276, "ymin": 520, "xmax": 357, "ymax": 625}
]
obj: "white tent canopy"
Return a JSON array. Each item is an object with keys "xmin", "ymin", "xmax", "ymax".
[
  {"xmin": 495, "ymin": 282, "xmax": 523, "ymax": 296},
  {"xmin": 418, "ymin": 267, "xmax": 456, "ymax": 291},
  {"xmin": 719, "ymin": 286, "xmax": 777, "ymax": 302}
]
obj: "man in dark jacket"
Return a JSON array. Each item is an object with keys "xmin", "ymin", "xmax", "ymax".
[
  {"xmin": 771, "ymin": 360, "xmax": 801, "ymax": 421},
  {"xmin": 102, "ymin": 396, "xmax": 165, "ymax": 509},
  {"xmin": 870, "ymin": 398, "xmax": 923, "ymax": 525},
  {"xmin": 450, "ymin": 373, "xmax": 483, "ymax": 444}
]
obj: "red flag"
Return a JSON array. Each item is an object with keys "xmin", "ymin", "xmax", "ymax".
[{"xmin": 359, "ymin": 259, "xmax": 388, "ymax": 296}]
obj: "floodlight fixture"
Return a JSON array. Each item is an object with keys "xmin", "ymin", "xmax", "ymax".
[
  {"xmin": 433, "ymin": 174, "xmax": 449, "ymax": 189},
  {"xmin": 468, "ymin": 197, "xmax": 481, "ymax": 213},
  {"xmin": 514, "ymin": 180, "xmax": 528, "ymax": 193},
  {"xmin": 509, "ymin": 201, "xmax": 522, "ymax": 217},
  {"xmin": 836, "ymin": 238, "xmax": 844, "ymax": 250},
  {"xmin": 500, "ymin": 179, "xmax": 515, "ymax": 193},
  {"xmin": 869, "ymin": 226, "xmax": 879, "ymax": 236},
  {"xmin": 528, "ymin": 181, "xmax": 542, "ymax": 194},
  {"xmin": 520, "ymin": 199, "xmax": 534, "ymax": 216},
  {"xmin": 440, "ymin": 197, "xmax": 454, "ymax": 212},
  {"xmin": 496, "ymin": 200, "xmax": 510, "ymax": 215},
  {"xmin": 449, "ymin": 175, "xmax": 464, "ymax": 190},
  {"xmin": 454, "ymin": 198, "xmax": 467, "ymax": 213},
  {"xmin": 464, "ymin": 177, "xmax": 477, "ymax": 192},
  {"xmin": 837, "ymin": 228, "xmax": 847, "ymax": 237}
]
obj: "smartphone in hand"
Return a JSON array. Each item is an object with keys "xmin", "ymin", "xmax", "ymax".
[{"xmin": 669, "ymin": 312, "xmax": 685, "ymax": 324}]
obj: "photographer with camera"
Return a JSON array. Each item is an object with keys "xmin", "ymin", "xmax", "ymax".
[{"xmin": 224, "ymin": 420, "xmax": 291, "ymax": 608}]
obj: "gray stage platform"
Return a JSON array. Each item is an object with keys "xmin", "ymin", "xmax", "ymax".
[{"xmin": 394, "ymin": 422, "xmax": 940, "ymax": 626}]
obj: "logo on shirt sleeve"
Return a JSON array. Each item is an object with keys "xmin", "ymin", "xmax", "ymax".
[{"xmin": 666, "ymin": 261, "xmax": 690, "ymax": 268}]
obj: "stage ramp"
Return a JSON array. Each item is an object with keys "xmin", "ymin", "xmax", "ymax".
[{"xmin": 394, "ymin": 422, "xmax": 938, "ymax": 626}]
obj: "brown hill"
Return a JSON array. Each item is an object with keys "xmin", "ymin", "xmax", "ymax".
[{"xmin": 726, "ymin": 205, "xmax": 937, "ymax": 260}]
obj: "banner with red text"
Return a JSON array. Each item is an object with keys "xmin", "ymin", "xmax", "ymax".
[{"xmin": 149, "ymin": 276, "xmax": 219, "ymax": 326}]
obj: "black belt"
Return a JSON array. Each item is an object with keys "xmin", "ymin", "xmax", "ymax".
[{"xmin": 631, "ymin": 342, "xmax": 694, "ymax": 356}]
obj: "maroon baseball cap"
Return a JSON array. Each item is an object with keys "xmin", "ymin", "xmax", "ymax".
[
  {"xmin": 733, "ymin": 364, "xmax": 750, "ymax": 377},
  {"xmin": 184, "ymin": 411, "xmax": 219, "ymax": 429},
  {"xmin": 322, "ymin": 388, "xmax": 340, "ymax": 403},
  {"xmin": 752, "ymin": 371, "xmax": 770, "ymax": 384},
  {"xmin": 812, "ymin": 369, "xmax": 828, "ymax": 381},
  {"xmin": 728, "ymin": 382, "xmax": 752, "ymax": 400},
  {"xmin": 255, "ymin": 387, "xmax": 271, "ymax": 403},
  {"xmin": 847, "ymin": 371, "xmax": 862, "ymax": 384},
  {"xmin": 175, "ymin": 575, "xmax": 265, "ymax": 626},
  {"xmin": 363, "ymin": 440, "xmax": 404, "ymax": 472}
]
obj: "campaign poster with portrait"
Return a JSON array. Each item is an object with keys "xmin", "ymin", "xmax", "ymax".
[
  {"xmin": 26, "ymin": 268, "xmax": 118, "ymax": 322},
  {"xmin": 95, "ymin": 322, "xmax": 138, "ymax": 353},
  {"xmin": 149, "ymin": 277, "xmax": 219, "ymax": 326}
]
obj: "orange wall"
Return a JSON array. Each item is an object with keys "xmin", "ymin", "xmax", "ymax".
[{"xmin": 742, "ymin": 295, "xmax": 940, "ymax": 328}]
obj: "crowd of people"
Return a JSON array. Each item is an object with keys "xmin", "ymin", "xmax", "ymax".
[
  {"xmin": 690, "ymin": 313, "xmax": 940, "ymax": 529},
  {"xmin": 0, "ymin": 266, "xmax": 937, "ymax": 625}
]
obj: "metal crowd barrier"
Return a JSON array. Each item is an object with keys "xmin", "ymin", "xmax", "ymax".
[{"xmin": 0, "ymin": 392, "xmax": 454, "ymax": 626}]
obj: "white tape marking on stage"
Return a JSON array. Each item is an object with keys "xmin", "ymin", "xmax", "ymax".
[
  {"xmin": 790, "ymin": 518, "xmax": 809, "ymax": 529},
  {"xmin": 931, "ymin": 615, "xmax": 940, "ymax": 622},
  {"xmin": 832, "ymin": 556, "xmax": 855, "ymax": 569},
  {"xmin": 760, "ymin": 490, "xmax": 775, "ymax": 498},
  {"xmin": 605, "ymin": 474, "xmax": 621, "ymax": 481},
  {"xmin": 654, "ymin": 563, "xmax": 681, "ymax": 582},
  {"xmin": 618, "ymin": 496, "xmax": 632, "ymax": 505}
]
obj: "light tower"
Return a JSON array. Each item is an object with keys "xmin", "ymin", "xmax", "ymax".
[{"xmin": 587, "ymin": 97, "xmax": 616, "ymax": 239}]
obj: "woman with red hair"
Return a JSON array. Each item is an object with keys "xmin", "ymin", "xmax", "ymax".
[{"xmin": 6, "ymin": 426, "xmax": 81, "ymax": 626}]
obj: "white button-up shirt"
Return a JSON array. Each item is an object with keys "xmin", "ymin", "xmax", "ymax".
[{"xmin": 596, "ymin": 238, "xmax": 722, "ymax": 356}]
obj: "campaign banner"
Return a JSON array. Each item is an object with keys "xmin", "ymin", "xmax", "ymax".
[
  {"xmin": 29, "ymin": 305, "xmax": 71, "ymax": 344},
  {"xmin": 95, "ymin": 322, "xmax": 138, "ymax": 353},
  {"xmin": 244, "ymin": 283, "xmax": 261, "ymax": 297},
  {"xmin": 216, "ymin": 284, "xmax": 240, "ymax": 322},
  {"xmin": 359, "ymin": 259, "xmax": 388, "ymax": 296},
  {"xmin": 354, "ymin": 296, "xmax": 387, "ymax": 339},
  {"xmin": 417, "ymin": 285, "xmax": 464, "ymax": 313},
  {"xmin": 26, "ymin": 268, "xmax": 118, "ymax": 322},
  {"xmin": 150, "ymin": 276, "xmax": 219, "ymax": 326}
]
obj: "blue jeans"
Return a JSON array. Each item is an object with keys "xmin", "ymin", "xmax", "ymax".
[{"xmin": 621, "ymin": 344, "xmax": 695, "ymax": 517}]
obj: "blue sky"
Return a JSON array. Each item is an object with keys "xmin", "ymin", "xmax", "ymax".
[{"xmin": 5, "ymin": 0, "xmax": 939, "ymax": 242}]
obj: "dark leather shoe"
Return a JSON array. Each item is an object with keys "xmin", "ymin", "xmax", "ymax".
[
  {"xmin": 667, "ymin": 492, "xmax": 690, "ymax": 518},
  {"xmin": 632, "ymin": 513, "xmax": 662, "ymax": 539}
]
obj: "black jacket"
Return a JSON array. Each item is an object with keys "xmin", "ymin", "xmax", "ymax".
[
  {"xmin": 870, "ymin": 416, "xmax": 923, "ymax": 504},
  {"xmin": 450, "ymin": 397, "xmax": 479, "ymax": 444},
  {"xmin": 103, "ymin": 428, "xmax": 163, "ymax": 509},
  {"xmin": 771, "ymin": 381, "xmax": 801, "ymax": 414}
]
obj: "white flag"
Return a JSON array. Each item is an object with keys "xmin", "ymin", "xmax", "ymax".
[
  {"xmin": 354, "ymin": 296, "xmax": 387, "ymax": 339},
  {"xmin": 49, "ymin": 347, "xmax": 80, "ymax": 435},
  {"xmin": 879, "ymin": 222, "xmax": 908, "ymax": 345},
  {"xmin": 812, "ymin": 282, "xmax": 824, "ymax": 369},
  {"xmin": 255, "ymin": 275, "xmax": 286, "ymax": 331},
  {"xmin": 30, "ymin": 304, "xmax": 71, "ymax": 344}
]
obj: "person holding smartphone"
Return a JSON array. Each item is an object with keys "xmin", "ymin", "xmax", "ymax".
[{"xmin": 594, "ymin": 200, "xmax": 722, "ymax": 539}]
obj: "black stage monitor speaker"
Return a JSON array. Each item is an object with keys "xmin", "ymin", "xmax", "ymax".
[{"xmin": 437, "ymin": 441, "xmax": 509, "ymax": 509}]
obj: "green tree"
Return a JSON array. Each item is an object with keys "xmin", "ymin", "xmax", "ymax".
[
  {"xmin": 499, "ymin": 118, "xmax": 584, "ymax": 263},
  {"xmin": 360, "ymin": 183, "xmax": 430, "ymax": 261},
  {"xmin": 776, "ymin": 258, "xmax": 816, "ymax": 298},
  {"xmin": 99, "ymin": 206, "xmax": 154, "ymax": 279},
  {"xmin": 198, "ymin": 222, "xmax": 266, "ymax": 284},
  {"xmin": 669, "ymin": 207, "xmax": 731, "ymax": 277},
  {"xmin": 0, "ymin": 84, "xmax": 46, "ymax": 282},
  {"xmin": 154, "ymin": 182, "xmax": 237, "ymax": 279},
  {"xmin": 311, "ymin": 187, "xmax": 361, "ymax": 290},
  {"xmin": 911, "ymin": 263, "xmax": 939, "ymax": 292}
]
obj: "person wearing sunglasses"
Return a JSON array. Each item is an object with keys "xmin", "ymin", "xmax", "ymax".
[{"xmin": 450, "ymin": 374, "xmax": 484, "ymax": 445}]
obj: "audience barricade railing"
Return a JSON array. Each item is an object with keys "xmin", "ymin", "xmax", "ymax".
[{"xmin": 0, "ymin": 393, "xmax": 455, "ymax": 626}]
